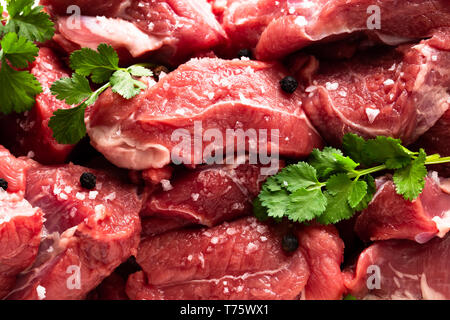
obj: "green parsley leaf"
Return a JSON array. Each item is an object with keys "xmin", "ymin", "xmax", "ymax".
[
  {"xmin": 342, "ymin": 133, "xmax": 369, "ymax": 166},
  {"xmin": 48, "ymin": 103, "xmax": 87, "ymax": 145},
  {"xmin": 70, "ymin": 44, "xmax": 119, "ymax": 83},
  {"xmin": 393, "ymin": 148, "xmax": 427, "ymax": 200},
  {"xmin": 127, "ymin": 65, "xmax": 153, "ymax": 77},
  {"xmin": 287, "ymin": 188, "xmax": 327, "ymax": 222},
  {"xmin": 4, "ymin": 1, "xmax": 54, "ymax": 42},
  {"xmin": 258, "ymin": 186, "xmax": 290, "ymax": 219},
  {"xmin": 354, "ymin": 175, "xmax": 376, "ymax": 212},
  {"xmin": 50, "ymin": 74, "xmax": 93, "ymax": 105},
  {"xmin": 275, "ymin": 162, "xmax": 319, "ymax": 192},
  {"xmin": 0, "ymin": 32, "xmax": 39, "ymax": 68},
  {"xmin": 334, "ymin": 153, "xmax": 359, "ymax": 173},
  {"xmin": 309, "ymin": 147, "xmax": 344, "ymax": 179},
  {"xmin": 0, "ymin": 62, "xmax": 41, "ymax": 114},
  {"xmin": 343, "ymin": 294, "xmax": 357, "ymax": 300},
  {"xmin": 317, "ymin": 174, "xmax": 355, "ymax": 224},
  {"xmin": 253, "ymin": 197, "xmax": 269, "ymax": 222},
  {"xmin": 110, "ymin": 70, "xmax": 147, "ymax": 99},
  {"xmin": 348, "ymin": 180, "xmax": 368, "ymax": 209},
  {"xmin": 364, "ymin": 136, "xmax": 412, "ymax": 169}
]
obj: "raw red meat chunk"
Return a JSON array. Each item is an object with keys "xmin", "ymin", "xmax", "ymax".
[
  {"xmin": 344, "ymin": 235, "xmax": 450, "ymax": 300},
  {"xmin": 44, "ymin": 0, "xmax": 227, "ymax": 65},
  {"xmin": 302, "ymin": 33, "xmax": 450, "ymax": 145},
  {"xmin": 86, "ymin": 58, "xmax": 323, "ymax": 170},
  {"xmin": 0, "ymin": 48, "xmax": 76, "ymax": 164},
  {"xmin": 126, "ymin": 217, "xmax": 345, "ymax": 300},
  {"xmin": 5, "ymin": 162, "xmax": 142, "ymax": 300},
  {"xmin": 355, "ymin": 174, "xmax": 450, "ymax": 243}
]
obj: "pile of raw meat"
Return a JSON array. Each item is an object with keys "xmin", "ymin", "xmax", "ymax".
[{"xmin": 0, "ymin": 0, "xmax": 449, "ymax": 300}]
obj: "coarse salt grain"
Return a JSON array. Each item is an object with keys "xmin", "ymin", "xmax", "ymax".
[
  {"xmin": 88, "ymin": 191, "xmax": 98, "ymax": 200},
  {"xmin": 36, "ymin": 285, "xmax": 46, "ymax": 300},
  {"xmin": 75, "ymin": 192, "xmax": 85, "ymax": 200}
]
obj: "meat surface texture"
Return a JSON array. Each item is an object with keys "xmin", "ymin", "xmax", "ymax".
[
  {"xmin": 0, "ymin": 147, "xmax": 42, "ymax": 298},
  {"xmin": 345, "ymin": 235, "xmax": 450, "ymax": 300},
  {"xmin": 415, "ymin": 109, "xmax": 450, "ymax": 177},
  {"xmin": 302, "ymin": 33, "xmax": 450, "ymax": 146},
  {"xmin": 220, "ymin": 0, "xmax": 450, "ymax": 60},
  {"xmin": 44, "ymin": 0, "xmax": 227, "ymax": 65},
  {"xmin": 355, "ymin": 174, "xmax": 450, "ymax": 244},
  {"xmin": 141, "ymin": 161, "xmax": 271, "ymax": 234},
  {"xmin": 126, "ymin": 217, "xmax": 345, "ymax": 300},
  {"xmin": 5, "ymin": 163, "xmax": 142, "ymax": 300},
  {"xmin": 0, "ymin": 48, "xmax": 75, "ymax": 164},
  {"xmin": 86, "ymin": 57, "xmax": 323, "ymax": 170}
]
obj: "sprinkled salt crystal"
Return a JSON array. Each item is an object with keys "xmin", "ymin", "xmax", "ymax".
[
  {"xmin": 27, "ymin": 150, "xmax": 35, "ymax": 158},
  {"xmin": 338, "ymin": 90, "xmax": 347, "ymax": 97},
  {"xmin": 47, "ymin": 246, "xmax": 54, "ymax": 253},
  {"xmin": 161, "ymin": 179, "xmax": 173, "ymax": 191},
  {"xmin": 211, "ymin": 237, "xmax": 219, "ymax": 244},
  {"xmin": 283, "ymin": 181, "xmax": 289, "ymax": 187},
  {"xmin": 104, "ymin": 192, "xmax": 116, "ymax": 201},
  {"xmin": 53, "ymin": 186, "xmax": 61, "ymax": 195},
  {"xmin": 64, "ymin": 186, "xmax": 72, "ymax": 194},
  {"xmin": 245, "ymin": 242, "xmax": 258, "ymax": 254},
  {"xmin": 240, "ymin": 56, "xmax": 250, "ymax": 61},
  {"xmin": 75, "ymin": 192, "xmax": 85, "ymax": 200},
  {"xmin": 383, "ymin": 79, "xmax": 395, "ymax": 86},
  {"xmin": 94, "ymin": 204, "xmax": 106, "ymax": 220},
  {"xmin": 294, "ymin": 16, "xmax": 307, "ymax": 27},
  {"xmin": 325, "ymin": 82, "xmax": 339, "ymax": 90},
  {"xmin": 288, "ymin": 7, "xmax": 295, "ymax": 14},
  {"xmin": 365, "ymin": 108, "xmax": 380, "ymax": 124},
  {"xmin": 59, "ymin": 193, "xmax": 68, "ymax": 200},
  {"xmin": 226, "ymin": 228, "xmax": 237, "ymax": 235},
  {"xmin": 207, "ymin": 92, "xmax": 214, "ymax": 100},
  {"xmin": 260, "ymin": 236, "xmax": 268, "ymax": 242},
  {"xmin": 236, "ymin": 286, "xmax": 244, "ymax": 293},
  {"xmin": 431, "ymin": 55, "xmax": 438, "ymax": 62},
  {"xmin": 191, "ymin": 193, "xmax": 200, "ymax": 201},
  {"xmin": 36, "ymin": 285, "xmax": 46, "ymax": 300},
  {"xmin": 305, "ymin": 85, "xmax": 317, "ymax": 93},
  {"xmin": 88, "ymin": 191, "xmax": 98, "ymax": 200},
  {"xmin": 187, "ymin": 255, "xmax": 193, "ymax": 261}
]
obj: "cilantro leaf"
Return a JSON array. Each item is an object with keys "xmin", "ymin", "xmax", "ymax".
[
  {"xmin": 393, "ymin": 148, "xmax": 427, "ymax": 200},
  {"xmin": 354, "ymin": 175, "xmax": 376, "ymax": 212},
  {"xmin": 342, "ymin": 133, "xmax": 369, "ymax": 166},
  {"xmin": 317, "ymin": 174, "xmax": 356, "ymax": 224},
  {"xmin": 50, "ymin": 74, "xmax": 92, "ymax": 105},
  {"xmin": 287, "ymin": 188, "xmax": 327, "ymax": 222},
  {"xmin": 364, "ymin": 136, "xmax": 412, "ymax": 169},
  {"xmin": 49, "ymin": 103, "xmax": 87, "ymax": 145},
  {"xmin": 309, "ymin": 147, "xmax": 344, "ymax": 179},
  {"xmin": 348, "ymin": 180, "xmax": 368, "ymax": 209},
  {"xmin": 253, "ymin": 197, "xmax": 269, "ymax": 222},
  {"xmin": 4, "ymin": 1, "xmax": 54, "ymax": 42},
  {"xmin": 127, "ymin": 65, "xmax": 153, "ymax": 77},
  {"xmin": 275, "ymin": 162, "xmax": 319, "ymax": 192},
  {"xmin": 110, "ymin": 70, "xmax": 147, "ymax": 99},
  {"xmin": 70, "ymin": 44, "xmax": 119, "ymax": 83},
  {"xmin": 334, "ymin": 153, "xmax": 359, "ymax": 172},
  {"xmin": 1, "ymin": 32, "xmax": 38, "ymax": 68},
  {"xmin": 258, "ymin": 186, "xmax": 290, "ymax": 219},
  {"xmin": 0, "ymin": 62, "xmax": 41, "ymax": 114}
]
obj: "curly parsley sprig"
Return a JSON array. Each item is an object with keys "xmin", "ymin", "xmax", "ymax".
[
  {"xmin": 0, "ymin": 0, "xmax": 54, "ymax": 114},
  {"xmin": 49, "ymin": 44, "xmax": 153, "ymax": 144},
  {"xmin": 254, "ymin": 134, "xmax": 450, "ymax": 225}
]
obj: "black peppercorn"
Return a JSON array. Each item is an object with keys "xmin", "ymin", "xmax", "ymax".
[
  {"xmin": 280, "ymin": 76, "xmax": 298, "ymax": 94},
  {"xmin": 282, "ymin": 233, "xmax": 299, "ymax": 253},
  {"xmin": 0, "ymin": 178, "xmax": 8, "ymax": 191},
  {"xmin": 237, "ymin": 48, "xmax": 252, "ymax": 59},
  {"xmin": 80, "ymin": 172, "xmax": 96, "ymax": 190}
]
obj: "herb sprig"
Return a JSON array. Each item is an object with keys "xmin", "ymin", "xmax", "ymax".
[
  {"xmin": 0, "ymin": 0, "xmax": 54, "ymax": 114},
  {"xmin": 49, "ymin": 44, "xmax": 153, "ymax": 144},
  {"xmin": 254, "ymin": 134, "xmax": 450, "ymax": 225}
]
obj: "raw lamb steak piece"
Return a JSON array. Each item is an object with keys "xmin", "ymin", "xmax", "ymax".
[
  {"xmin": 43, "ymin": 0, "xmax": 227, "ymax": 65},
  {"xmin": 344, "ymin": 234, "xmax": 450, "ymax": 300},
  {"xmin": 302, "ymin": 33, "xmax": 450, "ymax": 146},
  {"xmin": 0, "ymin": 147, "xmax": 42, "ymax": 298},
  {"xmin": 5, "ymin": 162, "xmax": 141, "ymax": 300},
  {"xmin": 0, "ymin": 48, "xmax": 75, "ymax": 164},
  {"xmin": 355, "ymin": 174, "xmax": 450, "ymax": 244},
  {"xmin": 86, "ymin": 58, "xmax": 323, "ymax": 170},
  {"xmin": 126, "ymin": 217, "xmax": 344, "ymax": 300}
]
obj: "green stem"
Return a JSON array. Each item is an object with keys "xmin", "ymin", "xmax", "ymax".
[{"xmin": 425, "ymin": 156, "xmax": 450, "ymax": 165}]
